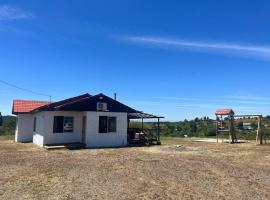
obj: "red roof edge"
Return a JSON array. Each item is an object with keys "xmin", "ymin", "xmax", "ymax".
[
  {"xmin": 215, "ymin": 109, "xmax": 235, "ymax": 116},
  {"xmin": 12, "ymin": 100, "xmax": 51, "ymax": 115}
]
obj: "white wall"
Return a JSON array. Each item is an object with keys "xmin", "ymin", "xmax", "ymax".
[
  {"xmin": 85, "ymin": 111, "xmax": 127, "ymax": 148},
  {"xmin": 32, "ymin": 111, "xmax": 46, "ymax": 147},
  {"xmin": 40, "ymin": 111, "xmax": 84, "ymax": 145},
  {"xmin": 33, "ymin": 133, "xmax": 44, "ymax": 147},
  {"xmin": 15, "ymin": 114, "xmax": 34, "ymax": 142},
  {"xmin": 16, "ymin": 111, "xmax": 128, "ymax": 148}
]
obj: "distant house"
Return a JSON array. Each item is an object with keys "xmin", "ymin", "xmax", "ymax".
[
  {"xmin": 12, "ymin": 93, "xmax": 163, "ymax": 148},
  {"xmin": 242, "ymin": 122, "xmax": 255, "ymax": 130}
]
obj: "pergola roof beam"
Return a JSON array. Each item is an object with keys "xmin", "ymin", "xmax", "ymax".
[{"xmin": 128, "ymin": 112, "xmax": 164, "ymax": 119}]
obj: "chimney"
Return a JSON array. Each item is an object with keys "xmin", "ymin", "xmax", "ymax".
[{"xmin": 114, "ymin": 93, "xmax": 117, "ymax": 100}]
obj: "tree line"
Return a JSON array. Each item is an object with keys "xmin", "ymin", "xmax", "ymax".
[
  {"xmin": 1, "ymin": 115, "xmax": 270, "ymax": 139},
  {"xmin": 130, "ymin": 116, "xmax": 270, "ymax": 139},
  {"xmin": 0, "ymin": 115, "xmax": 16, "ymax": 136},
  {"xmin": 130, "ymin": 117, "xmax": 216, "ymax": 137}
]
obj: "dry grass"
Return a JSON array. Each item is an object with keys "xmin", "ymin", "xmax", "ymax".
[{"xmin": 1, "ymin": 138, "xmax": 270, "ymax": 200}]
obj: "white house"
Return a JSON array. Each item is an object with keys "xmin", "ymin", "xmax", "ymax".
[{"xmin": 13, "ymin": 93, "xmax": 163, "ymax": 148}]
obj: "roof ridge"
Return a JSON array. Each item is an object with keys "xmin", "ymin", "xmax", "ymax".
[
  {"xmin": 55, "ymin": 96, "xmax": 92, "ymax": 109},
  {"xmin": 32, "ymin": 93, "xmax": 91, "ymax": 112},
  {"xmin": 54, "ymin": 93, "xmax": 102, "ymax": 109}
]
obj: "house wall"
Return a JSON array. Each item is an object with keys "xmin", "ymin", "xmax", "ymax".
[
  {"xmin": 15, "ymin": 114, "xmax": 34, "ymax": 142},
  {"xmin": 85, "ymin": 111, "xmax": 127, "ymax": 148},
  {"xmin": 37, "ymin": 111, "xmax": 84, "ymax": 146},
  {"xmin": 17, "ymin": 110, "xmax": 127, "ymax": 148},
  {"xmin": 33, "ymin": 112, "xmax": 46, "ymax": 147}
]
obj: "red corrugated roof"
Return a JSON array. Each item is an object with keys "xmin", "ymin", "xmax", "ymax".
[
  {"xmin": 12, "ymin": 100, "xmax": 50, "ymax": 114},
  {"xmin": 215, "ymin": 109, "xmax": 234, "ymax": 115}
]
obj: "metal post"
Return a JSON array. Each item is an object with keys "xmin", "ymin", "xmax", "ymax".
[
  {"xmin": 141, "ymin": 118, "xmax": 144, "ymax": 131},
  {"xmin": 127, "ymin": 118, "xmax": 130, "ymax": 129},
  {"xmin": 230, "ymin": 115, "xmax": 236, "ymax": 143},
  {"xmin": 256, "ymin": 117, "xmax": 259, "ymax": 143},
  {"xmin": 259, "ymin": 117, "xmax": 263, "ymax": 145},
  {"xmin": 216, "ymin": 115, "xmax": 219, "ymax": 143},
  {"xmin": 230, "ymin": 116, "xmax": 233, "ymax": 143},
  {"xmin": 157, "ymin": 118, "xmax": 160, "ymax": 142}
]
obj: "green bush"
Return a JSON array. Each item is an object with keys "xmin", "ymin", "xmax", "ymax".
[{"xmin": 0, "ymin": 116, "xmax": 16, "ymax": 136}]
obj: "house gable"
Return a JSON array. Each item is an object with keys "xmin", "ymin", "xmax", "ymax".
[
  {"xmin": 34, "ymin": 93, "xmax": 91, "ymax": 112},
  {"xmin": 34, "ymin": 93, "xmax": 138, "ymax": 113}
]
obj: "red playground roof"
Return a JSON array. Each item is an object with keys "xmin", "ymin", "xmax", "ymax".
[
  {"xmin": 12, "ymin": 100, "xmax": 50, "ymax": 114},
  {"xmin": 215, "ymin": 109, "xmax": 235, "ymax": 116}
]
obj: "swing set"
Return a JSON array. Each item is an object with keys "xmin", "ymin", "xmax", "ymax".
[{"xmin": 215, "ymin": 109, "xmax": 266, "ymax": 145}]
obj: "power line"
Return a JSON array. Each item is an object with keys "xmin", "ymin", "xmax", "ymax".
[{"xmin": 0, "ymin": 79, "xmax": 52, "ymax": 102}]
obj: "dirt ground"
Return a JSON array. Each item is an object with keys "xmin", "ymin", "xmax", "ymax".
[{"xmin": 0, "ymin": 138, "xmax": 270, "ymax": 200}]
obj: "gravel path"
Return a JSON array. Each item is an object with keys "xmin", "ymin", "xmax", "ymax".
[{"xmin": 0, "ymin": 139, "xmax": 270, "ymax": 200}]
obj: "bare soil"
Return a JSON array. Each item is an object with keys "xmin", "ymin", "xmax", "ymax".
[{"xmin": 1, "ymin": 138, "xmax": 270, "ymax": 200}]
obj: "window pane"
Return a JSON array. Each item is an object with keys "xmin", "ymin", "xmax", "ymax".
[
  {"xmin": 33, "ymin": 117, "xmax": 36, "ymax": 132},
  {"xmin": 64, "ymin": 117, "xmax": 74, "ymax": 132},
  {"xmin": 53, "ymin": 116, "xmax": 64, "ymax": 133},
  {"xmin": 108, "ymin": 117, "xmax": 116, "ymax": 132},
  {"xmin": 99, "ymin": 116, "xmax": 108, "ymax": 133}
]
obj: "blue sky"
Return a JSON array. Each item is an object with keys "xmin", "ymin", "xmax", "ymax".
[{"xmin": 1, "ymin": 0, "xmax": 270, "ymax": 120}]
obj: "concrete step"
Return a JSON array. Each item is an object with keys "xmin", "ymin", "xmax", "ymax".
[{"xmin": 44, "ymin": 143, "xmax": 85, "ymax": 150}]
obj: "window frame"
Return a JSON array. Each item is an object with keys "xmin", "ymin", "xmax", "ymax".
[
  {"xmin": 53, "ymin": 116, "xmax": 74, "ymax": 133},
  {"xmin": 33, "ymin": 117, "xmax": 36, "ymax": 132},
  {"xmin": 99, "ymin": 116, "xmax": 108, "ymax": 133},
  {"xmin": 99, "ymin": 116, "xmax": 117, "ymax": 133},
  {"xmin": 63, "ymin": 116, "xmax": 74, "ymax": 133},
  {"xmin": 108, "ymin": 117, "xmax": 117, "ymax": 133}
]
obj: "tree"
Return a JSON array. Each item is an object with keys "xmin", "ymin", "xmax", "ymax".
[
  {"xmin": 194, "ymin": 117, "xmax": 200, "ymax": 123},
  {"xmin": 0, "ymin": 115, "xmax": 16, "ymax": 135},
  {"xmin": 237, "ymin": 121, "xmax": 243, "ymax": 130},
  {"xmin": 190, "ymin": 121, "xmax": 197, "ymax": 133},
  {"xmin": 0, "ymin": 112, "xmax": 2, "ymax": 126},
  {"xmin": 251, "ymin": 122, "xmax": 258, "ymax": 129}
]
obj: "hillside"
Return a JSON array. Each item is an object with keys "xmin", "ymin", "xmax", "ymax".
[{"xmin": 0, "ymin": 116, "xmax": 16, "ymax": 136}]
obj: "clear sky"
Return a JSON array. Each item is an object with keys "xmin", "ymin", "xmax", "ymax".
[{"xmin": 1, "ymin": 0, "xmax": 270, "ymax": 120}]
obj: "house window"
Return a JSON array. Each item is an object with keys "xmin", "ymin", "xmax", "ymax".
[
  {"xmin": 33, "ymin": 117, "xmax": 36, "ymax": 132},
  {"xmin": 53, "ymin": 116, "xmax": 63, "ymax": 133},
  {"xmin": 99, "ymin": 116, "xmax": 108, "ymax": 133},
  {"xmin": 63, "ymin": 117, "xmax": 74, "ymax": 132},
  {"xmin": 53, "ymin": 116, "xmax": 74, "ymax": 133},
  {"xmin": 108, "ymin": 117, "xmax": 117, "ymax": 132},
  {"xmin": 99, "ymin": 116, "xmax": 117, "ymax": 133}
]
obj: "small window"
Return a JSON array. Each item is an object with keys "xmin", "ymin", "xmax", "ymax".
[
  {"xmin": 63, "ymin": 117, "xmax": 74, "ymax": 132},
  {"xmin": 108, "ymin": 117, "xmax": 116, "ymax": 132},
  {"xmin": 53, "ymin": 116, "xmax": 74, "ymax": 133},
  {"xmin": 33, "ymin": 117, "xmax": 36, "ymax": 132},
  {"xmin": 99, "ymin": 116, "xmax": 108, "ymax": 133},
  {"xmin": 99, "ymin": 116, "xmax": 117, "ymax": 133}
]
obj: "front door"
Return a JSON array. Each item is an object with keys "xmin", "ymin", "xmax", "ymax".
[{"xmin": 82, "ymin": 116, "xmax": 86, "ymax": 144}]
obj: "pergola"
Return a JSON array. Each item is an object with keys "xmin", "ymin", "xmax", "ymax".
[
  {"xmin": 215, "ymin": 109, "xmax": 265, "ymax": 144},
  {"xmin": 127, "ymin": 112, "xmax": 164, "ymax": 145},
  {"xmin": 215, "ymin": 109, "xmax": 237, "ymax": 143}
]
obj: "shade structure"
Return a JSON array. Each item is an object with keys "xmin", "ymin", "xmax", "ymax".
[{"xmin": 128, "ymin": 112, "xmax": 164, "ymax": 119}]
